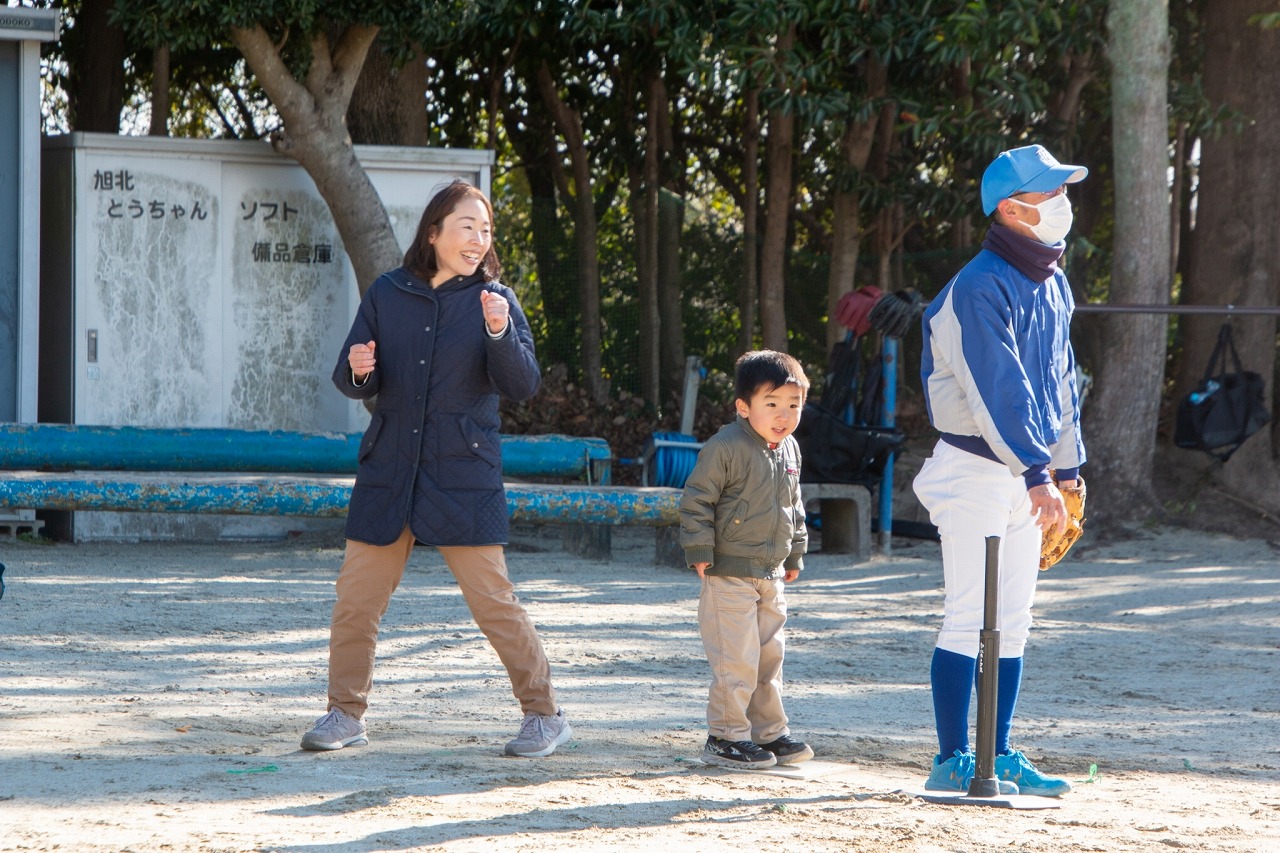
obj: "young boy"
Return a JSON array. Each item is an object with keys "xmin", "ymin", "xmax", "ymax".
[{"xmin": 679, "ymin": 350, "xmax": 814, "ymax": 769}]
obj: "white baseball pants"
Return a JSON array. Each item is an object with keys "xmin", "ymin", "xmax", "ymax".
[{"xmin": 913, "ymin": 440, "xmax": 1042, "ymax": 658}]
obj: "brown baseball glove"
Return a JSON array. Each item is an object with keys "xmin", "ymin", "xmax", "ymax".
[{"xmin": 1040, "ymin": 474, "xmax": 1086, "ymax": 570}]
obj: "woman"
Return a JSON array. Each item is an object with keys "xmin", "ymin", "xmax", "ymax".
[{"xmin": 300, "ymin": 180, "xmax": 571, "ymax": 758}]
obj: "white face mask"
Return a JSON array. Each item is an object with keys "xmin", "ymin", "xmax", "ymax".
[{"xmin": 1013, "ymin": 193, "xmax": 1074, "ymax": 245}]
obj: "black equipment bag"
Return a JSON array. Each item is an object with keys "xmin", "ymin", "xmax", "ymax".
[
  {"xmin": 819, "ymin": 337, "xmax": 862, "ymax": 416},
  {"xmin": 794, "ymin": 402, "xmax": 904, "ymax": 485},
  {"xmin": 819, "ymin": 335, "xmax": 886, "ymax": 428},
  {"xmin": 1174, "ymin": 323, "xmax": 1271, "ymax": 462}
]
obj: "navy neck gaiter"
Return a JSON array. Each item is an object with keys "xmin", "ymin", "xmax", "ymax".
[{"xmin": 982, "ymin": 223, "xmax": 1065, "ymax": 283}]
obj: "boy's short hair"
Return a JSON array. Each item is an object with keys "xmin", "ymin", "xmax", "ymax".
[{"xmin": 734, "ymin": 350, "xmax": 810, "ymax": 402}]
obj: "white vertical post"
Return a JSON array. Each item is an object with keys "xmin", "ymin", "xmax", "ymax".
[
  {"xmin": 3, "ymin": 8, "xmax": 60, "ymax": 423},
  {"xmin": 679, "ymin": 355, "xmax": 703, "ymax": 436}
]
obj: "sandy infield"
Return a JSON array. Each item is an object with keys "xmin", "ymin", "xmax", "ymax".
[{"xmin": 1, "ymin": 521, "xmax": 1278, "ymax": 852}]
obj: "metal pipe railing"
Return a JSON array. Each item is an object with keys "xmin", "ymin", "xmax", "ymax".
[{"xmin": 1074, "ymin": 303, "xmax": 1280, "ymax": 316}]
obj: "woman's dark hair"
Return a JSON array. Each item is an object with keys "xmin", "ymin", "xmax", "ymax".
[
  {"xmin": 403, "ymin": 179, "xmax": 502, "ymax": 282},
  {"xmin": 734, "ymin": 350, "xmax": 810, "ymax": 403}
]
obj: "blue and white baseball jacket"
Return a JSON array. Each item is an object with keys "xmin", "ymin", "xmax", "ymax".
[{"xmin": 920, "ymin": 241, "xmax": 1085, "ymax": 488}]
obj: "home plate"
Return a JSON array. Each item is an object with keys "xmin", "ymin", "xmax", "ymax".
[
  {"xmin": 695, "ymin": 758, "xmax": 861, "ymax": 781},
  {"xmin": 907, "ymin": 789, "xmax": 1061, "ymax": 810}
]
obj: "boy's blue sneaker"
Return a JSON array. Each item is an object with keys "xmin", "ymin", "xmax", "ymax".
[
  {"xmin": 924, "ymin": 750, "xmax": 1019, "ymax": 795},
  {"xmin": 995, "ymin": 750, "xmax": 1072, "ymax": 797}
]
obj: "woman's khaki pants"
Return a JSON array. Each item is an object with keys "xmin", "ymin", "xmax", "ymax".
[{"xmin": 327, "ymin": 526, "xmax": 557, "ymax": 719}]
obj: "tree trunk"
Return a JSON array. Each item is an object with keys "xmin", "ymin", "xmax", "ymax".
[
  {"xmin": 229, "ymin": 25, "xmax": 402, "ymax": 295},
  {"xmin": 1169, "ymin": 121, "xmax": 1187, "ymax": 277},
  {"xmin": 148, "ymin": 45, "xmax": 170, "ymax": 136},
  {"xmin": 1085, "ymin": 1, "xmax": 1172, "ymax": 522},
  {"xmin": 535, "ymin": 60, "xmax": 606, "ymax": 402},
  {"xmin": 826, "ymin": 57, "xmax": 885, "ymax": 350},
  {"xmin": 504, "ymin": 95, "xmax": 576, "ymax": 371},
  {"xmin": 1047, "ymin": 50, "xmax": 1095, "ymax": 154},
  {"xmin": 760, "ymin": 101, "xmax": 794, "ymax": 352},
  {"xmin": 1179, "ymin": 1, "xmax": 1280, "ymax": 508},
  {"xmin": 66, "ymin": 0, "xmax": 128, "ymax": 132},
  {"xmin": 759, "ymin": 25, "xmax": 797, "ymax": 353},
  {"xmin": 656, "ymin": 78, "xmax": 686, "ymax": 401},
  {"xmin": 948, "ymin": 60, "xmax": 975, "ymax": 253},
  {"xmin": 826, "ymin": 183, "xmax": 863, "ymax": 321},
  {"xmin": 873, "ymin": 203, "xmax": 904, "ymax": 292},
  {"xmin": 635, "ymin": 70, "xmax": 662, "ymax": 408},
  {"xmin": 868, "ymin": 99, "xmax": 899, "ymax": 292},
  {"xmin": 348, "ymin": 38, "xmax": 429, "ymax": 147},
  {"xmin": 738, "ymin": 88, "xmax": 761, "ymax": 357}
]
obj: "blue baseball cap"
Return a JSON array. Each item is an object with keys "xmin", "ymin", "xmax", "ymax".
[{"xmin": 981, "ymin": 144, "xmax": 1087, "ymax": 215}]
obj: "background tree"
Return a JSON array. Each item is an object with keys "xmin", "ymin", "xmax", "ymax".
[
  {"xmin": 1176, "ymin": 0, "xmax": 1280, "ymax": 513},
  {"xmin": 347, "ymin": 37, "xmax": 428, "ymax": 147},
  {"xmin": 532, "ymin": 50, "xmax": 607, "ymax": 402},
  {"xmin": 63, "ymin": 0, "xmax": 128, "ymax": 131},
  {"xmin": 1083, "ymin": 0, "xmax": 1172, "ymax": 521},
  {"xmin": 757, "ymin": 20, "xmax": 797, "ymax": 353},
  {"xmin": 117, "ymin": 2, "xmax": 416, "ymax": 292}
]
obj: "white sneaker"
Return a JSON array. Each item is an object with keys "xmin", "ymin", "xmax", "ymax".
[
  {"xmin": 504, "ymin": 708, "xmax": 572, "ymax": 757},
  {"xmin": 300, "ymin": 708, "xmax": 368, "ymax": 751}
]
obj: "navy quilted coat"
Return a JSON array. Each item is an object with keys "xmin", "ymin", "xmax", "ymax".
[{"xmin": 333, "ymin": 267, "xmax": 541, "ymax": 546}]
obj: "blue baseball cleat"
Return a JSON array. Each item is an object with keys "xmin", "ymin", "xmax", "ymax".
[
  {"xmin": 995, "ymin": 750, "xmax": 1072, "ymax": 797},
  {"xmin": 925, "ymin": 750, "xmax": 1019, "ymax": 795}
]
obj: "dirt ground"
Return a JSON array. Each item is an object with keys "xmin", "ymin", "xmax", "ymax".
[{"xmin": 2, "ymin": 504, "xmax": 1278, "ymax": 853}]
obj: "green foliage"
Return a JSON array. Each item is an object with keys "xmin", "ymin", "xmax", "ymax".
[
  {"xmin": 36, "ymin": 0, "xmax": 1242, "ymax": 434},
  {"xmin": 115, "ymin": 1, "xmax": 396, "ymax": 49}
]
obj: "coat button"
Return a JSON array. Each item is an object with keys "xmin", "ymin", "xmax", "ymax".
[
  {"xmin": 425, "ymin": 327, "xmax": 431, "ymax": 331},
  {"xmin": 472, "ymin": 442, "xmax": 479, "ymax": 448},
  {"xmin": 419, "ymin": 359, "xmax": 425, "ymax": 364},
  {"xmin": 413, "ymin": 429, "xmax": 419, "ymax": 434}
]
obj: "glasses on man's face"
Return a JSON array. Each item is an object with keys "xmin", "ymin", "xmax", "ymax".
[{"xmin": 1015, "ymin": 185, "xmax": 1067, "ymax": 200}]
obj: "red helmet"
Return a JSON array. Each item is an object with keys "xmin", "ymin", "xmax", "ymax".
[{"xmin": 835, "ymin": 286, "xmax": 883, "ymax": 336}]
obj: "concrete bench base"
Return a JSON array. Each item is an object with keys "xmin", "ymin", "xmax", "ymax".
[
  {"xmin": 802, "ymin": 482, "xmax": 874, "ymax": 563},
  {"xmin": 0, "ymin": 513, "xmax": 44, "ymax": 539}
]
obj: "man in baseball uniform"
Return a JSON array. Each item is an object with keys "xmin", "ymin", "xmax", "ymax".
[{"xmin": 914, "ymin": 144, "xmax": 1087, "ymax": 797}]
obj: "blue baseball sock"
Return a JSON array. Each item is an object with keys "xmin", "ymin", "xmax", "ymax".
[
  {"xmin": 931, "ymin": 647, "xmax": 976, "ymax": 759},
  {"xmin": 996, "ymin": 656, "xmax": 1023, "ymax": 755}
]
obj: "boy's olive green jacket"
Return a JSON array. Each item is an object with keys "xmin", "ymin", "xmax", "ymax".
[{"xmin": 677, "ymin": 417, "xmax": 807, "ymax": 579}]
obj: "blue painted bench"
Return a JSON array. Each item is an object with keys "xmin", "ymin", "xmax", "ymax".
[
  {"xmin": 0, "ymin": 471, "xmax": 681, "ymax": 525},
  {"xmin": 0, "ymin": 425, "xmax": 682, "ymax": 554},
  {"xmin": 0, "ymin": 425, "xmax": 876, "ymax": 562},
  {"xmin": 0, "ymin": 423, "xmax": 613, "ymax": 482}
]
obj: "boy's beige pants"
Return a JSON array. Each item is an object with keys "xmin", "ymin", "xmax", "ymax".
[
  {"xmin": 326, "ymin": 526, "xmax": 557, "ymax": 719},
  {"xmin": 699, "ymin": 575, "xmax": 790, "ymax": 743}
]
